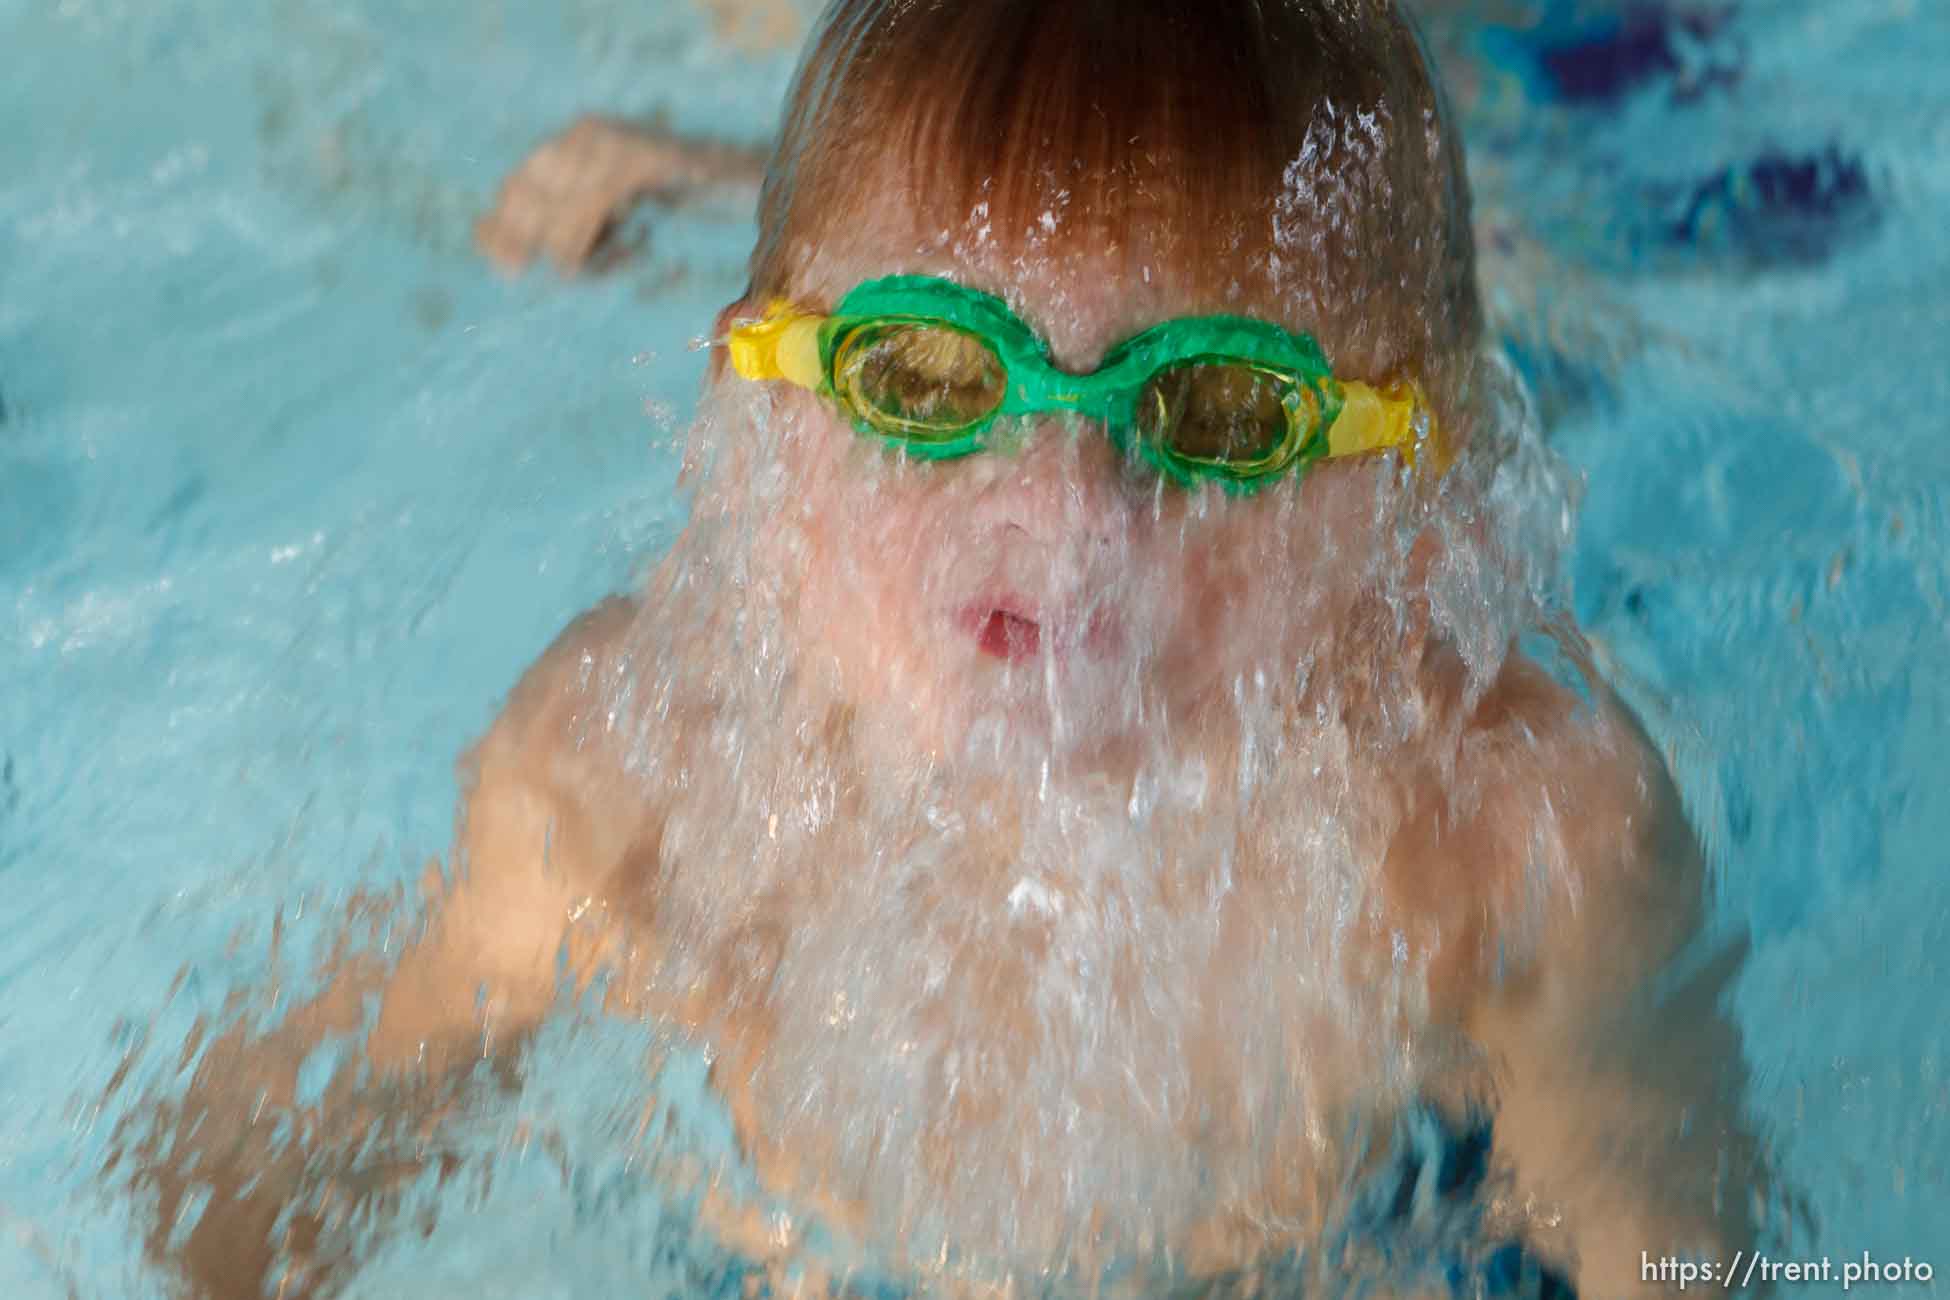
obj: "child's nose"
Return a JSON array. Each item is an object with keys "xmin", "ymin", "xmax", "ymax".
[{"xmin": 971, "ymin": 417, "xmax": 1134, "ymax": 547}]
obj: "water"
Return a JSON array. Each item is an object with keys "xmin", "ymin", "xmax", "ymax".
[
  {"xmin": 1436, "ymin": 0, "xmax": 1950, "ymax": 1270},
  {"xmin": 2, "ymin": 0, "xmax": 1946, "ymax": 1295}
]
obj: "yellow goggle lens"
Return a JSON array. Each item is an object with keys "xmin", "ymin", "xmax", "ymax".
[
  {"xmin": 1135, "ymin": 362, "xmax": 1315, "ymax": 475},
  {"xmin": 832, "ymin": 322, "xmax": 1007, "ymax": 439}
]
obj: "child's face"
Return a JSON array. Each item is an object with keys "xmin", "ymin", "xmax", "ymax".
[{"xmin": 738, "ymin": 207, "xmax": 1403, "ymax": 761}]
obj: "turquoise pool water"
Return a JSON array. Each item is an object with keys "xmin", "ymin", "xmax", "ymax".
[
  {"xmin": 1438, "ymin": 0, "xmax": 1950, "ymax": 1280},
  {"xmin": 1, "ymin": 0, "xmax": 1945, "ymax": 1294}
]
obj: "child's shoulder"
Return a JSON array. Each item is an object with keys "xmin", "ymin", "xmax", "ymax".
[
  {"xmin": 484, "ymin": 594, "xmax": 642, "ymax": 759},
  {"xmin": 1470, "ymin": 649, "xmax": 1692, "ymax": 877},
  {"xmin": 1389, "ymin": 643, "xmax": 1704, "ymax": 1011},
  {"xmin": 458, "ymin": 595, "xmax": 650, "ymax": 893}
]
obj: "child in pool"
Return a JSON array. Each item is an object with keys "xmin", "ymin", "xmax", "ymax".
[{"xmin": 143, "ymin": 2, "xmax": 1764, "ymax": 1296}]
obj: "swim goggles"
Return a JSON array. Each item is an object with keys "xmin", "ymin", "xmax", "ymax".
[{"xmin": 727, "ymin": 275, "xmax": 1442, "ymax": 492}]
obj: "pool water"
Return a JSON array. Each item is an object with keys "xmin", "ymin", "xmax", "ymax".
[{"xmin": 1, "ymin": 0, "xmax": 1945, "ymax": 1294}]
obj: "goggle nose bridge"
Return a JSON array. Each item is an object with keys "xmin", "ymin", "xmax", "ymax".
[{"xmin": 1003, "ymin": 351, "xmax": 1151, "ymax": 426}]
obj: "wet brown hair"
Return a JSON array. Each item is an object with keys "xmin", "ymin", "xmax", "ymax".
[{"xmin": 743, "ymin": 0, "xmax": 1481, "ymax": 378}]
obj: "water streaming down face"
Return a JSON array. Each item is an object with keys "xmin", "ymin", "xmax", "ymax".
[
  {"xmin": 550, "ymin": 287, "xmax": 1573, "ymax": 1284},
  {"xmin": 550, "ymin": 0, "xmax": 1580, "ymax": 1281}
]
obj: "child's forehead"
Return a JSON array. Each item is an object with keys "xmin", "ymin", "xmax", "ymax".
[{"xmin": 788, "ymin": 207, "xmax": 1363, "ymax": 375}]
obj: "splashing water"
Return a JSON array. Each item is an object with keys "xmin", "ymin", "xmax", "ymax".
[
  {"xmin": 3, "ymin": 0, "xmax": 1946, "ymax": 1294},
  {"xmin": 524, "ymin": 314, "xmax": 1577, "ymax": 1286}
]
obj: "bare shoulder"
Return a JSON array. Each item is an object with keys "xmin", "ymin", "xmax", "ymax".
[
  {"xmin": 460, "ymin": 594, "xmax": 650, "ymax": 895},
  {"xmin": 1477, "ymin": 649, "xmax": 1703, "ymax": 942},
  {"xmin": 1452, "ymin": 655, "xmax": 1759, "ymax": 1291},
  {"xmin": 366, "ymin": 596, "xmax": 649, "ymax": 1068},
  {"xmin": 1389, "ymin": 645, "xmax": 1705, "ymax": 1016},
  {"xmin": 475, "ymin": 596, "xmax": 643, "ymax": 779}
]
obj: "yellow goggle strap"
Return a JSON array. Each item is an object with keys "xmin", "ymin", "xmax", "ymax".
[
  {"xmin": 727, "ymin": 300, "xmax": 825, "ymax": 391},
  {"xmin": 1330, "ymin": 380, "xmax": 1446, "ymax": 470}
]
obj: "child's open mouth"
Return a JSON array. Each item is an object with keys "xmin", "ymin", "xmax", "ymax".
[
  {"xmin": 964, "ymin": 605, "xmax": 1042, "ymax": 662},
  {"xmin": 956, "ymin": 597, "xmax": 1123, "ymax": 665}
]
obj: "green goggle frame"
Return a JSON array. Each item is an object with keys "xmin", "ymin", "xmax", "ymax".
[{"xmin": 727, "ymin": 275, "xmax": 1439, "ymax": 492}]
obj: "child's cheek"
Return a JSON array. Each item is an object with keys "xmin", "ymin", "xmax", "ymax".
[
  {"xmin": 1156, "ymin": 478, "xmax": 1375, "ymax": 688},
  {"xmin": 774, "ymin": 410, "xmax": 952, "ymax": 696},
  {"xmin": 770, "ymin": 387, "xmax": 851, "ymax": 484}
]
